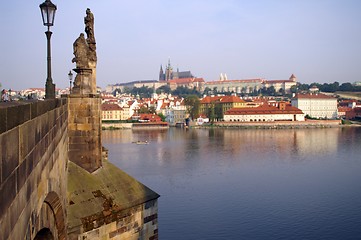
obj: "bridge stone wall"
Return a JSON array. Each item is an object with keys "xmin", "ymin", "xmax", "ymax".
[
  {"xmin": 0, "ymin": 99, "xmax": 68, "ymax": 239},
  {"xmin": 68, "ymin": 94, "xmax": 102, "ymax": 173}
]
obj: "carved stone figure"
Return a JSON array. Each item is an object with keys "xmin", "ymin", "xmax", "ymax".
[
  {"xmin": 71, "ymin": 8, "xmax": 97, "ymax": 94},
  {"xmin": 84, "ymin": 8, "xmax": 97, "ymax": 62},
  {"xmin": 84, "ymin": 8, "xmax": 95, "ymax": 43},
  {"xmin": 72, "ymin": 33, "xmax": 89, "ymax": 69}
]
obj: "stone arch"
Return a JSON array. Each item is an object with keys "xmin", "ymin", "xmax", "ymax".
[
  {"xmin": 34, "ymin": 228, "xmax": 54, "ymax": 240},
  {"xmin": 43, "ymin": 191, "xmax": 67, "ymax": 240}
]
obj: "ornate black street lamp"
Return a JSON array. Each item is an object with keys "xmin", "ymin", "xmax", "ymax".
[
  {"xmin": 39, "ymin": 0, "xmax": 57, "ymax": 99},
  {"xmin": 68, "ymin": 70, "xmax": 73, "ymax": 94}
]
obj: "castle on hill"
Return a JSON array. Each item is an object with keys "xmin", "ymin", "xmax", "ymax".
[{"xmin": 159, "ymin": 59, "xmax": 194, "ymax": 81}]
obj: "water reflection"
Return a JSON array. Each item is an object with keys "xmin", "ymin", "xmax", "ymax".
[
  {"xmin": 102, "ymin": 127, "xmax": 361, "ymax": 240},
  {"xmin": 102, "ymin": 128, "xmax": 341, "ymax": 165}
]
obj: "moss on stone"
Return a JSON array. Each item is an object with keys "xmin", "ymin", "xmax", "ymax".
[{"xmin": 67, "ymin": 159, "xmax": 159, "ymax": 231}]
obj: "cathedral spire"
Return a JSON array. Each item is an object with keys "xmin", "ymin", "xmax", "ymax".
[
  {"xmin": 159, "ymin": 65, "xmax": 165, "ymax": 81},
  {"xmin": 165, "ymin": 58, "xmax": 173, "ymax": 81}
]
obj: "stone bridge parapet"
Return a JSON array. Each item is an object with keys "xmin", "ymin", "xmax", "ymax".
[{"xmin": 0, "ymin": 99, "xmax": 68, "ymax": 239}]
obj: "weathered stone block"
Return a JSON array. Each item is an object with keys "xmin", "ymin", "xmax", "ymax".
[
  {"xmin": 0, "ymin": 98, "xmax": 69, "ymax": 240},
  {"xmin": 76, "ymin": 123, "xmax": 93, "ymax": 131},
  {"xmin": 7, "ymin": 104, "xmax": 31, "ymax": 131},
  {"xmin": 17, "ymin": 159, "xmax": 27, "ymax": 192},
  {"xmin": 1, "ymin": 127, "xmax": 19, "ymax": 181},
  {"xmin": 19, "ymin": 120, "xmax": 36, "ymax": 161},
  {"xmin": 0, "ymin": 171, "xmax": 16, "ymax": 219},
  {"xmin": 0, "ymin": 107, "xmax": 6, "ymax": 133},
  {"xmin": 0, "ymin": 212, "xmax": 11, "ymax": 240}
]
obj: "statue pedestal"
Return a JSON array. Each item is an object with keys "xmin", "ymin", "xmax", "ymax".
[
  {"xmin": 67, "ymin": 94, "xmax": 102, "ymax": 173},
  {"xmin": 72, "ymin": 68, "xmax": 93, "ymax": 94}
]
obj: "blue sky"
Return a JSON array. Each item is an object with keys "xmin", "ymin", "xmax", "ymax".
[{"xmin": 1, "ymin": 0, "xmax": 361, "ymax": 90}]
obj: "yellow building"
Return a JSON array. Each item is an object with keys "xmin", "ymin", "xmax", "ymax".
[
  {"xmin": 200, "ymin": 95, "xmax": 247, "ymax": 120},
  {"xmin": 101, "ymin": 103, "xmax": 123, "ymax": 121}
]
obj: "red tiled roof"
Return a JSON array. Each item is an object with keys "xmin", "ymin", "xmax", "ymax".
[
  {"xmin": 206, "ymin": 79, "xmax": 263, "ymax": 85},
  {"xmin": 225, "ymin": 105, "xmax": 303, "ymax": 115},
  {"xmin": 161, "ymin": 102, "xmax": 169, "ymax": 109},
  {"xmin": 201, "ymin": 95, "xmax": 246, "ymax": 104},
  {"xmin": 293, "ymin": 93, "xmax": 335, "ymax": 99},
  {"xmin": 353, "ymin": 107, "xmax": 361, "ymax": 113},
  {"xmin": 168, "ymin": 77, "xmax": 205, "ymax": 84},
  {"xmin": 219, "ymin": 96, "xmax": 246, "ymax": 103},
  {"xmin": 200, "ymin": 96, "xmax": 222, "ymax": 104},
  {"xmin": 101, "ymin": 103, "xmax": 122, "ymax": 111},
  {"xmin": 263, "ymin": 80, "xmax": 295, "ymax": 84},
  {"xmin": 138, "ymin": 113, "xmax": 162, "ymax": 122},
  {"xmin": 338, "ymin": 107, "xmax": 352, "ymax": 113}
]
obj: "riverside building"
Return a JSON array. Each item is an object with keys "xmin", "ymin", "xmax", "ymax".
[
  {"xmin": 291, "ymin": 93, "xmax": 338, "ymax": 119},
  {"xmin": 224, "ymin": 102, "xmax": 305, "ymax": 122}
]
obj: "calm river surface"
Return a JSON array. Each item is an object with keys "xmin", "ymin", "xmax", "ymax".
[{"xmin": 102, "ymin": 127, "xmax": 361, "ymax": 240}]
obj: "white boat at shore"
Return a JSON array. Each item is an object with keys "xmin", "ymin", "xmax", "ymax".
[{"xmin": 132, "ymin": 140, "xmax": 149, "ymax": 145}]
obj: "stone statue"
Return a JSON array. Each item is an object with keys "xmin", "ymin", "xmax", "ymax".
[
  {"xmin": 71, "ymin": 8, "xmax": 97, "ymax": 94},
  {"xmin": 84, "ymin": 8, "xmax": 95, "ymax": 43},
  {"xmin": 84, "ymin": 8, "xmax": 97, "ymax": 62},
  {"xmin": 72, "ymin": 33, "xmax": 89, "ymax": 69}
]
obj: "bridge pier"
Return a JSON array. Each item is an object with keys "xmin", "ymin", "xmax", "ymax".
[{"xmin": 67, "ymin": 94, "xmax": 102, "ymax": 173}]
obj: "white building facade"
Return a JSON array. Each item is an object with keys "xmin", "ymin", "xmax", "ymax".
[
  {"xmin": 291, "ymin": 93, "xmax": 338, "ymax": 119},
  {"xmin": 165, "ymin": 105, "xmax": 187, "ymax": 125},
  {"xmin": 224, "ymin": 103, "xmax": 305, "ymax": 122}
]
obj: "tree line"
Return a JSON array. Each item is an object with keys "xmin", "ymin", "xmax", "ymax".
[
  {"xmin": 113, "ymin": 85, "xmax": 203, "ymax": 98},
  {"xmin": 294, "ymin": 82, "xmax": 361, "ymax": 93},
  {"xmin": 113, "ymin": 81, "xmax": 360, "ymax": 99}
]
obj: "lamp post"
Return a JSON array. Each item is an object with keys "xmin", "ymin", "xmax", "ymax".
[
  {"xmin": 39, "ymin": 0, "xmax": 57, "ymax": 99},
  {"xmin": 68, "ymin": 70, "xmax": 73, "ymax": 94}
]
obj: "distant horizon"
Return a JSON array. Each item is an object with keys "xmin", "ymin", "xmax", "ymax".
[
  {"xmin": 9, "ymin": 76, "xmax": 360, "ymax": 92},
  {"xmin": 1, "ymin": 1, "xmax": 361, "ymax": 90}
]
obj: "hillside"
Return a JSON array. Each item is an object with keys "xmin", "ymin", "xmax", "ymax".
[{"xmin": 334, "ymin": 92, "xmax": 361, "ymax": 100}]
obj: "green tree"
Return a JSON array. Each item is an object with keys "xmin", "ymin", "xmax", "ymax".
[
  {"xmin": 130, "ymin": 86, "xmax": 153, "ymax": 98},
  {"xmin": 339, "ymin": 83, "xmax": 354, "ymax": 91},
  {"xmin": 156, "ymin": 85, "xmax": 171, "ymax": 94},
  {"xmin": 202, "ymin": 87, "xmax": 212, "ymax": 96},
  {"xmin": 206, "ymin": 103, "xmax": 216, "ymax": 123},
  {"xmin": 171, "ymin": 86, "xmax": 201, "ymax": 98},
  {"xmin": 298, "ymin": 83, "xmax": 310, "ymax": 91},
  {"xmin": 261, "ymin": 86, "xmax": 276, "ymax": 96},
  {"xmin": 268, "ymin": 86, "xmax": 276, "ymax": 95},
  {"xmin": 213, "ymin": 87, "xmax": 218, "ymax": 95},
  {"xmin": 112, "ymin": 88, "xmax": 121, "ymax": 96},
  {"xmin": 149, "ymin": 106, "xmax": 156, "ymax": 114},
  {"xmin": 290, "ymin": 85, "xmax": 298, "ymax": 93},
  {"xmin": 214, "ymin": 103, "xmax": 223, "ymax": 121},
  {"xmin": 184, "ymin": 95, "xmax": 200, "ymax": 120},
  {"xmin": 157, "ymin": 113, "xmax": 166, "ymax": 122},
  {"xmin": 138, "ymin": 106, "xmax": 150, "ymax": 114},
  {"xmin": 278, "ymin": 88, "xmax": 285, "ymax": 96},
  {"xmin": 123, "ymin": 87, "xmax": 131, "ymax": 94}
]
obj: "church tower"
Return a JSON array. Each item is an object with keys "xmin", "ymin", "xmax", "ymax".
[
  {"xmin": 159, "ymin": 65, "xmax": 165, "ymax": 81},
  {"xmin": 165, "ymin": 58, "xmax": 173, "ymax": 81},
  {"xmin": 289, "ymin": 74, "xmax": 297, "ymax": 82}
]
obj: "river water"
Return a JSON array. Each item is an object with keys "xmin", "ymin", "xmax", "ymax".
[{"xmin": 102, "ymin": 127, "xmax": 361, "ymax": 240}]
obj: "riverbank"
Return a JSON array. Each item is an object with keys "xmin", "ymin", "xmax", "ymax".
[
  {"xmin": 101, "ymin": 120, "xmax": 361, "ymax": 130},
  {"xmin": 195, "ymin": 120, "xmax": 343, "ymax": 129},
  {"xmin": 102, "ymin": 122, "xmax": 169, "ymax": 130}
]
